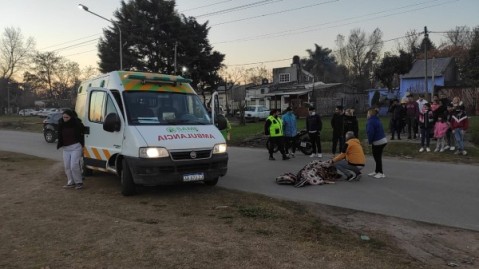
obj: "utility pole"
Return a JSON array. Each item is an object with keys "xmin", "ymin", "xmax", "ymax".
[
  {"xmin": 424, "ymin": 26, "xmax": 428, "ymax": 98},
  {"xmin": 7, "ymin": 83, "xmax": 10, "ymax": 115},
  {"xmin": 174, "ymin": 41, "xmax": 178, "ymax": 75}
]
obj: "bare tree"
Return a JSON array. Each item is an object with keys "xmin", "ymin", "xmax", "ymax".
[
  {"xmin": 80, "ymin": 65, "xmax": 100, "ymax": 81},
  {"xmin": 0, "ymin": 27, "xmax": 35, "ymax": 80},
  {"xmin": 443, "ymin": 25, "xmax": 474, "ymax": 48},
  {"xmin": 345, "ymin": 28, "xmax": 383, "ymax": 79},
  {"xmin": 335, "ymin": 34, "xmax": 349, "ymax": 68},
  {"xmin": 31, "ymin": 51, "xmax": 62, "ymax": 99},
  {"xmin": 396, "ymin": 29, "xmax": 421, "ymax": 57}
]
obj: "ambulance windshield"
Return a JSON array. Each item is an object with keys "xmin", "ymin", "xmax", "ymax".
[{"xmin": 123, "ymin": 91, "xmax": 212, "ymax": 126}]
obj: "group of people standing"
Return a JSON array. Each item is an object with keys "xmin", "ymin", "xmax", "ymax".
[
  {"xmin": 388, "ymin": 92, "xmax": 469, "ymax": 155},
  {"xmin": 265, "ymin": 105, "xmax": 388, "ymax": 180}
]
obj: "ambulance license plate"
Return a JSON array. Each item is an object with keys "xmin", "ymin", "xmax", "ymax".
[
  {"xmin": 300, "ymin": 142, "xmax": 307, "ymax": 147},
  {"xmin": 183, "ymin": 173, "xmax": 204, "ymax": 182}
]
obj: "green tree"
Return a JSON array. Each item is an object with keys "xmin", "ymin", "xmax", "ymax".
[
  {"xmin": 375, "ymin": 50, "xmax": 413, "ymax": 89},
  {"xmin": 98, "ymin": 0, "xmax": 224, "ymax": 90},
  {"xmin": 301, "ymin": 44, "xmax": 338, "ymax": 82},
  {"xmin": 463, "ymin": 28, "xmax": 479, "ymax": 86}
]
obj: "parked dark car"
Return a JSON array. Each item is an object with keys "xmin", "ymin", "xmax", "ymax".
[{"xmin": 43, "ymin": 112, "xmax": 62, "ymax": 143}]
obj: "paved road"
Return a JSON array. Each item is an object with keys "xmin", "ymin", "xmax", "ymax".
[{"xmin": 1, "ymin": 130, "xmax": 478, "ymax": 231}]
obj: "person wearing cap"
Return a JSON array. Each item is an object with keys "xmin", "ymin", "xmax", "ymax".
[
  {"xmin": 282, "ymin": 106, "xmax": 297, "ymax": 157},
  {"xmin": 264, "ymin": 109, "xmax": 289, "ymax": 161},
  {"xmin": 306, "ymin": 106, "xmax": 323, "ymax": 158},
  {"xmin": 57, "ymin": 109, "xmax": 85, "ymax": 190},
  {"xmin": 329, "ymin": 131, "xmax": 365, "ymax": 181}
]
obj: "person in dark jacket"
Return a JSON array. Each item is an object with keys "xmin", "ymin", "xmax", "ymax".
[
  {"xmin": 405, "ymin": 94, "xmax": 419, "ymax": 139},
  {"xmin": 331, "ymin": 105, "xmax": 345, "ymax": 155},
  {"xmin": 418, "ymin": 103, "xmax": 434, "ymax": 152},
  {"xmin": 389, "ymin": 99, "xmax": 406, "ymax": 140},
  {"xmin": 343, "ymin": 108, "xmax": 359, "ymax": 139},
  {"xmin": 306, "ymin": 107, "xmax": 323, "ymax": 158},
  {"xmin": 57, "ymin": 109, "xmax": 85, "ymax": 189},
  {"xmin": 265, "ymin": 109, "xmax": 289, "ymax": 161},
  {"xmin": 366, "ymin": 108, "xmax": 388, "ymax": 179}
]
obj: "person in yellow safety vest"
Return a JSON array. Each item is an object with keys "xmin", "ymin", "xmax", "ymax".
[{"xmin": 264, "ymin": 109, "xmax": 290, "ymax": 161}]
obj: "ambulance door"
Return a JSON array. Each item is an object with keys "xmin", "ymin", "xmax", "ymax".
[{"xmin": 83, "ymin": 88, "xmax": 124, "ymax": 173}]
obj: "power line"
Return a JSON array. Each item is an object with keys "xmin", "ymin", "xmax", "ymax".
[
  {"xmin": 180, "ymin": 0, "xmax": 234, "ymax": 12},
  {"xmin": 52, "ymin": 38, "xmax": 99, "ymax": 52},
  {"xmin": 63, "ymin": 49, "xmax": 97, "ymax": 57},
  {"xmin": 211, "ymin": 0, "xmax": 339, "ymax": 27},
  {"xmin": 39, "ymin": 33, "xmax": 101, "ymax": 50},
  {"xmin": 195, "ymin": 0, "xmax": 283, "ymax": 18},
  {"xmin": 213, "ymin": 0, "xmax": 455, "ymax": 44},
  {"xmin": 227, "ymin": 32, "xmax": 421, "ymax": 67}
]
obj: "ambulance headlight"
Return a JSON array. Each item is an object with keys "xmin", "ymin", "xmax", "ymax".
[
  {"xmin": 139, "ymin": 147, "xmax": 169, "ymax": 158},
  {"xmin": 213, "ymin": 143, "xmax": 227, "ymax": 154}
]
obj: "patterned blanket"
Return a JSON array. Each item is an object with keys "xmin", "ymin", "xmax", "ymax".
[{"xmin": 275, "ymin": 160, "xmax": 339, "ymax": 187}]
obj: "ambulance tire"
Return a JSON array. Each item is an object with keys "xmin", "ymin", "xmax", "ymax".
[
  {"xmin": 121, "ymin": 159, "xmax": 136, "ymax": 196},
  {"xmin": 81, "ymin": 158, "xmax": 93, "ymax": 177},
  {"xmin": 204, "ymin": 177, "xmax": 218, "ymax": 186}
]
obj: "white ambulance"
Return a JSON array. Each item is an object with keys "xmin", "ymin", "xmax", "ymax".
[{"xmin": 75, "ymin": 71, "xmax": 228, "ymax": 196}]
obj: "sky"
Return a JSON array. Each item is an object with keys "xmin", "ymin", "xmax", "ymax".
[{"xmin": 1, "ymin": 0, "xmax": 478, "ymax": 73}]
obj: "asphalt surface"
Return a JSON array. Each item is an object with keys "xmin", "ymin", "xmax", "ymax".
[{"xmin": 1, "ymin": 130, "xmax": 478, "ymax": 231}]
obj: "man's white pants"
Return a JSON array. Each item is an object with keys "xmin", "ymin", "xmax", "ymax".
[{"xmin": 62, "ymin": 143, "xmax": 83, "ymax": 185}]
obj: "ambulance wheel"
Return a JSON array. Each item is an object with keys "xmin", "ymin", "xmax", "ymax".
[
  {"xmin": 204, "ymin": 177, "xmax": 218, "ymax": 186},
  {"xmin": 81, "ymin": 158, "xmax": 93, "ymax": 176},
  {"xmin": 121, "ymin": 159, "xmax": 136, "ymax": 196}
]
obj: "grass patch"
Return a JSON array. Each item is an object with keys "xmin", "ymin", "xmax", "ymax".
[{"xmin": 0, "ymin": 115, "xmax": 43, "ymax": 132}]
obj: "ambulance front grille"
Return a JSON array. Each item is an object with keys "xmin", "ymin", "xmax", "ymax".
[{"xmin": 170, "ymin": 150, "xmax": 212, "ymax": 160}]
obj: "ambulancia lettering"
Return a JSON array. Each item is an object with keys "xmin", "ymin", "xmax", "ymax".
[{"xmin": 158, "ymin": 133, "xmax": 215, "ymax": 140}]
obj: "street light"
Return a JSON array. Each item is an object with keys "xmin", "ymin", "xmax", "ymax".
[{"xmin": 78, "ymin": 4, "xmax": 123, "ymax": 70}]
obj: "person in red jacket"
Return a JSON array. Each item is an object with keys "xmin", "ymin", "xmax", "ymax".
[{"xmin": 450, "ymin": 105, "xmax": 469, "ymax": 155}]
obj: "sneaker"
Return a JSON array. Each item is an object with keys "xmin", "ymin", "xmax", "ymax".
[
  {"xmin": 347, "ymin": 172, "xmax": 361, "ymax": 181},
  {"xmin": 450, "ymin": 146, "xmax": 455, "ymax": 151},
  {"xmin": 443, "ymin": 145, "xmax": 450, "ymax": 150},
  {"xmin": 434, "ymin": 148, "xmax": 439, "ymax": 152},
  {"xmin": 75, "ymin": 183, "xmax": 84, "ymax": 190},
  {"xmin": 63, "ymin": 184, "xmax": 75, "ymax": 189},
  {"xmin": 269, "ymin": 156, "xmax": 275, "ymax": 161},
  {"xmin": 454, "ymin": 150, "xmax": 460, "ymax": 155},
  {"xmin": 462, "ymin": 150, "xmax": 467, "ymax": 156},
  {"xmin": 310, "ymin": 154, "xmax": 315, "ymax": 158},
  {"xmin": 317, "ymin": 153, "xmax": 322, "ymax": 158},
  {"xmin": 426, "ymin": 147, "xmax": 431, "ymax": 152},
  {"xmin": 373, "ymin": 173, "xmax": 386, "ymax": 179},
  {"xmin": 419, "ymin": 147, "xmax": 424, "ymax": 152},
  {"xmin": 367, "ymin": 172, "xmax": 377, "ymax": 176},
  {"xmin": 439, "ymin": 148, "xmax": 445, "ymax": 152},
  {"xmin": 289, "ymin": 153, "xmax": 295, "ymax": 158},
  {"xmin": 282, "ymin": 156, "xmax": 290, "ymax": 160}
]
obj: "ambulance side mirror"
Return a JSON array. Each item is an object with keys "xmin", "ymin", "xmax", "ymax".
[
  {"xmin": 103, "ymin": 113, "xmax": 121, "ymax": 132},
  {"xmin": 215, "ymin": 114, "xmax": 227, "ymax": 131}
]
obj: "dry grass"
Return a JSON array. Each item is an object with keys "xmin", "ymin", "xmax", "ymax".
[{"xmin": 0, "ymin": 151, "xmax": 431, "ymax": 269}]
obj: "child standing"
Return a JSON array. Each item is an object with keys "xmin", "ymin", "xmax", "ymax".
[{"xmin": 433, "ymin": 115, "xmax": 448, "ymax": 152}]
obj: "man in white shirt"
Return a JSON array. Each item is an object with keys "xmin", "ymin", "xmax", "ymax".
[{"xmin": 416, "ymin": 94, "xmax": 428, "ymax": 112}]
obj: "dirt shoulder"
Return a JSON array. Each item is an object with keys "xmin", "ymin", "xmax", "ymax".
[{"xmin": 0, "ymin": 151, "xmax": 477, "ymax": 268}]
